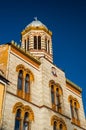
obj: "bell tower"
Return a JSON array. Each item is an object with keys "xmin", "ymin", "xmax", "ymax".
[{"xmin": 21, "ymin": 18, "xmax": 53, "ymax": 62}]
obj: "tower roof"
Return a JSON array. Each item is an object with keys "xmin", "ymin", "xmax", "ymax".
[{"xmin": 26, "ymin": 17, "xmax": 47, "ymax": 29}]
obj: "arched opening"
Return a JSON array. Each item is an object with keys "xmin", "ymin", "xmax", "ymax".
[
  {"xmin": 14, "ymin": 109, "xmax": 21, "ymax": 130},
  {"xmin": 53, "ymin": 121, "xmax": 57, "ymax": 130},
  {"xmin": 17, "ymin": 70, "xmax": 23, "ymax": 90},
  {"xmin": 34, "ymin": 36, "xmax": 37, "ymax": 49},
  {"xmin": 23, "ymin": 112, "xmax": 30, "ymax": 130},
  {"xmin": 38, "ymin": 36, "xmax": 41, "ymax": 49},
  {"xmin": 59, "ymin": 124, "xmax": 63, "ymax": 130},
  {"xmin": 25, "ymin": 74, "xmax": 30, "ymax": 93},
  {"xmin": 56, "ymin": 88, "xmax": 60, "ymax": 111},
  {"xmin": 27, "ymin": 38, "xmax": 29, "ymax": 51},
  {"xmin": 51, "ymin": 85, "xmax": 55, "ymax": 104}
]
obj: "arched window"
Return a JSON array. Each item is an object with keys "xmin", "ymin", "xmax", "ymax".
[
  {"xmin": 51, "ymin": 85, "xmax": 55, "ymax": 104},
  {"xmin": 16, "ymin": 65, "xmax": 34, "ymax": 101},
  {"xmin": 38, "ymin": 36, "xmax": 41, "ymax": 49},
  {"xmin": 56, "ymin": 88, "xmax": 60, "ymax": 111},
  {"xmin": 59, "ymin": 124, "xmax": 63, "ymax": 130},
  {"xmin": 34, "ymin": 36, "xmax": 41, "ymax": 50},
  {"xmin": 17, "ymin": 70, "xmax": 23, "ymax": 90},
  {"xmin": 25, "ymin": 39, "xmax": 27, "ymax": 50},
  {"xmin": 23, "ymin": 112, "xmax": 30, "ymax": 130},
  {"xmin": 27, "ymin": 38, "xmax": 29, "ymax": 51},
  {"xmin": 34, "ymin": 36, "xmax": 37, "ymax": 49},
  {"xmin": 25, "ymin": 74, "xmax": 30, "ymax": 93},
  {"xmin": 74, "ymin": 102, "xmax": 79, "ymax": 120},
  {"xmin": 50, "ymin": 81, "xmax": 63, "ymax": 112},
  {"xmin": 51, "ymin": 115, "xmax": 67, "ymax": 130},
  {"xmin": 45, "ymin": 37, "xmax": 47, "ymax": 51},
  {"xmin": 48, "ymin": 40, "xmax": 50, "ymax": 53},
  {"xmin": 13, "ymin": 102, "xmax": 34, "ymax": 130},
  {"xmin": 14, "ymin": 109, "xmax": 21, "ymax": 130},
  {"xmin": 70, "ymin": 100, "xmax": 74, "ymax": 118},
  {"xmin": 68, "ymin": 96, "xmax": 80, "ymax": 126},
  {"xmin": 53, "ymin": 121, "xmax": 57, "ymax": 130}
]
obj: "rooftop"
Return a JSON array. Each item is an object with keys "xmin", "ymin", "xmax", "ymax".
[{"xmin": 26, "ymin": 17, "xmax": 47, "ymax": 29}]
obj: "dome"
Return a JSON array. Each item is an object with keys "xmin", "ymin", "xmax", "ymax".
[{"xmin": 26, "ymin": 17, "xmax": 47, "ymax": 29}]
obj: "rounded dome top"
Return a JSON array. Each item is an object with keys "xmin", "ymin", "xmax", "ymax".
[{"xmin": 26, "ymin": 17, "xmax": 47, "ymax": 29}]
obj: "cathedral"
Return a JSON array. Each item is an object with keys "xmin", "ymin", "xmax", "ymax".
[{"xmin": 0, "ymin": 18, "xmax": 86, "ymax": 130}]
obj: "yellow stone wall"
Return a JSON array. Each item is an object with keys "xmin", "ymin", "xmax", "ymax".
[
  {"xmin": 0, "ymin": 45, "xmax": 9, "ymax": 76},
  {"xmin": 0, "ymin": 83, "xmax": 5, "ymax": 121}
]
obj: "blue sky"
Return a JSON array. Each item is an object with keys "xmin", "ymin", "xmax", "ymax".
[{"xmin": 0, "ymin": 0, "xmax": 86, "ymax": 115}]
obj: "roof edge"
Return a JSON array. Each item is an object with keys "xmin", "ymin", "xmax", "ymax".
[
  {"xmin": 66, "ymin": 78, "xmax": 82, "ymax": 92},
  {"xmin": 7, "ymin": 42, "xmax": 41, "ymax": 65}
]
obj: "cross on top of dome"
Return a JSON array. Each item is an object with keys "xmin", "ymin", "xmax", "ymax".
[
  {"xmin": 34, "ymin": 17, "xmax": 38, "ymax": 21},
  {"xmin": 26, "ymin": 17, "xmax": 48, "ymax": 29}
]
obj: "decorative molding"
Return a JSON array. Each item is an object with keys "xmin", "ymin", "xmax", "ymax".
[
  {"xmin": 51, "ymin": 115, "xmax": 67, "ymax": 130},
  {"xmin": 13, "ymin": 102, "xmax": 34, "ymax": 121}
]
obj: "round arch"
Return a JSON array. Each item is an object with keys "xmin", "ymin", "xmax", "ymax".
[
  {"xmin": 51, "ymin": 115, "xmax": 67, "ymax": 130},
  {"xmin": 12, "ymin": 102, "xmax": 24, "ymax": 114},
  {"xmin": 16, "ymin": 64, "xmax": 25, "ymax": 72}
]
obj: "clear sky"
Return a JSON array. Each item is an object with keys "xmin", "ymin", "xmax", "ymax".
[{"xmin": 0, "ymin": 0, "xmax": 86, "ymax": 116}]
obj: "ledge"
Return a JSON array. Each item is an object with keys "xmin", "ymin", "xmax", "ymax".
[{"xmin": 66, "ymin": 79, "xmax": 82, "ymax": 92}]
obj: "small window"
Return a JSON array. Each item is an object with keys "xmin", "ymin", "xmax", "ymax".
[
  {"xmin": 45, "ymin": 37, "xmax": 47, "ymax": 51},
  {"xmin": 74, "ymin": 102, "xmax": 79, "ymax": 120},
  {"xmin": 59, "ymin": 124, "xmax": 63, "ymax": 130},
  {"xmin": 23, "ymin": 112, "xmax": 30, "ymax": 130},
  {"xmin": 25, "ymin": 74, "xmax": 30, "ymax": 93},
  {"xmin": 17, "ymin": 70, "xmax": 23, "ymax": 90},
  {"xmin": 53, "ymin": 121, "xmax": 57, "ymax": 130},
  {"xmin": 27, "ymin": 38, "xmax": 29, "ymax": 51},
  {"xmin": 70, "ymin": 100, "xmax": 74, "ymax": 118},
  {"xmin": 34, "ymin": 36, "xmax": 37, "ymax": 49},
  {"xmin": 56, "ymin": 88, "xmax": 60, "ymax": 110},
  {"xmin": 48, "ymin": 40, "xmax": 50, "ymax": 53},
  {"xmin": 24, "ymin": 40, "xmax": 26, "ymax": 50},
  {"xmin": 50, "ymin": 81, "xmax": 62, "ymax": 112},
  {"xmin": 38, "ymin": 36, "xmax": 41, "ymax": 49},
  {"xmin": 51, "ymin": 85, "xmax": 55, "ymax": 104},
  {"xmin": 14, "ymin": 109, "xmax": 21, "ymax": 130}
]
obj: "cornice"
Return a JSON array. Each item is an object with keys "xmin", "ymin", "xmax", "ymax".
[
  {"xmin": 10, "ymin": 42, "xmax": 41, "ymax": 65},
  {"xmin": 66, "ymin": 79, "xmax": 82, "ymax": 93},
  {"xmin": 21, "ymin": 26, "xmax": 52, "ymax": 36}
]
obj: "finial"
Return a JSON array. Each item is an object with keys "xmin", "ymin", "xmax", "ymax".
[{"xmin": 34, "ymin": 17, "xmax": 38, "ymax": 21}]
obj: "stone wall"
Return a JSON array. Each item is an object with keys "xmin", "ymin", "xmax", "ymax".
[{"xmin": 1, "ymin": 45, "xmax": 86, "ymax": 130}]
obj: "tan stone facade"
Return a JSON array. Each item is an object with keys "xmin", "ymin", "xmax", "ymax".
[{"xmin": 0, "ymin": 19, "xmax": 86, "ymax": 130}]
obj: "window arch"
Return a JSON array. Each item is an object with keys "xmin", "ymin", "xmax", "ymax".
[
  {"xmin": 27, "ymin": 38, "xmax": 29, "ymax": 51},
  {"xmin": 16, "ymin": 65, "xmax": 34, "ymax": 101},
  {"xmin": 45, "ymin": 37, "xmax": 47, "ymax": 51},
  {"xmin": 59, "ymin": 124, "xmax": 63, "ymax": 130},
  {"xmin": 34, "ymin": 36, "xmax": 37, "ymax": 49},
  {"xmin": 48, "ymin": 40, "xmax": 50, "ymax": 53},
  {"xmin": 25, "ymin": 74, "xmax": 30, "ymax": 93},
  {"xmin": 49, "ymin": 81, "xmax": 63, "ymax": 113},
  {"xmin": 38, "ymin": 36, "xmax": 41, "ymax": 49},
  {"xmin": 70, "ymin": 100, "xmax": 74, "ymax": 118},
  {"xmin": 34, "ymin": 35, "xmax": 41, "ymax": 50},
  {"xmin": 45, "ymin": 37, "xmax": 50, "ymax": 53},
  {"xmin": 17, "ymin": 70, "xmax": 23, "ymax": 90},
  {"xmin": 51, "ymin": 84, "xmax": 55, "ymax": 104},
  {"xmin": 56, "ymin": 87, "xmax": 61, "ymax": 111},
  {"xmin": 14, "ymin": 109, "xmax": 22, "ymax": 130},
  {"xmin": 51, "ymin": 115, "xmax": 67, "ymax": 130},
  {"xmin": 13, "ymin": 102, "xmax": 34, "ymax": 130},
  {"xmin": 68, "ymin": 95, "xmax": 80, "ymax": 126},
  {"xmin": 74, "ymin": 102, "xmax": 79, "ymax": 120},
  {"xmin": 53, "ymin": 121, "xmax": 57, "ymax": 130},
  {"xmin": 23, "ymin": 112, "xmax": 30, "ymax": 130},
  {"xmin": 24, "ymin": 39, "xmax": 27, "ymax": 50}
]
